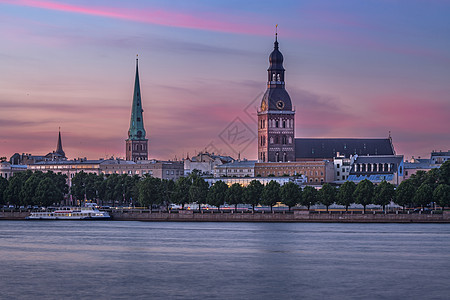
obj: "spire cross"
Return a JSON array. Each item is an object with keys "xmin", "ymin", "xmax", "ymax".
[{"xmin": 275, "ymin": 24, "xmax": 278, "ymax": 41}]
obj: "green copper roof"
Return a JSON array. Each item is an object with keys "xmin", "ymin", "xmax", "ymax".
[{"xmin": 127, "ymin": 58, "xmax": 147, "ymax": 140}]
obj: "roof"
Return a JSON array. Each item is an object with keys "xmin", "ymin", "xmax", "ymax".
[
  {"xmin": 295, "ymin": 138, "xmax": 394, "ymax": 159},
  {"xmin": 261, "ymin": 88, "xmax": 293, "ymax": 111},
  {"xmin": 215, "ymin": 160, "xmax": 257, "ymax": 169},
  {"xmin": 404, "ymin": 159, "xmax": 438, "ymax": 170},
  {"xmin": 353, "ymin": 155, "xmax": 403, "ymax": 164},
  {"xmin": 431, "ymin": 151, "xmax": 450, "ymax": 157},
  {"xmin": 347, "ymin": 174, "xmax": 394, "ymax": 182},
  {"xmin": 350, "ymin": 155, "xmax": 403, "ymax": 175}
]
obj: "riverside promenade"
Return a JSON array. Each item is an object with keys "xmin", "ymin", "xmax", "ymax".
[{"xmin": 2, "ymin": 209, "xmax": 450, "ymax": 222}]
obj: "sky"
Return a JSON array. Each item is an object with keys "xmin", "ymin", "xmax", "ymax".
[{"xmin": 0, "ymin": 0, "xmax": 449, "ymax": 161}]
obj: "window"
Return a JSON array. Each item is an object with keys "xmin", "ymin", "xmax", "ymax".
[
  {"xmin": 337, "ymin": 164, "xmax": 340, "ymax": 168},
  {"xmin": 337, "ymin": 171, "xmax": 340, "ymax": 176}
]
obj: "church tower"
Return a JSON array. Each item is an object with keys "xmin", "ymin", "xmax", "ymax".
[
  {"xmin": 257, "ymin": 33, "xmax": 295, "ymax": 162},
  {"xmin": 126, "ymin": 57, "xmax": 148, "ymax": 161},
  {"xmin": 55, "ymin": 128, "xmax": 66, "ymax": 158}
]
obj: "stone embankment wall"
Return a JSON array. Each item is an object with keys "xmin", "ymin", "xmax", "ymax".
[
  {"xmin": 2, "ymin": 209, "xmax": 449, "ymax": 222},
  {"xmin": 110, "ymin": 210, "xmax": 450, "ymax": 223},
  {"xmin": 0, "ymin": 210, "xmax": 31, "ymax": 220}
]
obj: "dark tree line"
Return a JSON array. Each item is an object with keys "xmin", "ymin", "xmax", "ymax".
[
  {"xmin": 137, "ymin": 161, "xmax": 450, "ymax": 211},
  {"xmin": 0, "ymin": 170, "xmax": 68, "ymax": 207},
  {"xmin": 1, "ymin": 161, "xmax": 449, "ymax": 210}
]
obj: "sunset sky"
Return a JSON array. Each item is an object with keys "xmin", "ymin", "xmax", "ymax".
[{"xmin": 1, "ymin": 0, "xmax": 449, "ymax": 161}]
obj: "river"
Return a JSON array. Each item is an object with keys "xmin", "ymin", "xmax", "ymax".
[{"xmin": 1, "ymin": 221, "xmax": 449, "ymax": 299}]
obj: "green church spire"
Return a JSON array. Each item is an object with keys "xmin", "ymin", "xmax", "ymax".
[{"xmin": 128, "ymin": 57, "xmax": 146, "ymax": 140}]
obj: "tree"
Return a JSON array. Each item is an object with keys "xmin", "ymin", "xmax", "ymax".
[
  {"xmin": 138, "ymin": 176, "xmax": 162, "ymax": 209},
  {"xmin": 439, "ymin": 161, "xmax": 450, "ymax": 185},
  {"xmin": 0, "ymin": 175, "xmax": 8, "ymax": 205},
  {"xmin": 189, "ymin": 176, "xmax": 209, "ymax": 211},
  {"xmin": 337, "ymin": 181, "xmax": 356, "ymax": 211},
  {"xmin": 281, "ymin": 182, "xmax": 301, "ymax": 211},
  {"xmin": 3, "ymin": 170, "xmax": 32, "ymax": 206},
  {"xmin": 409, "ymin": 170, "xmax": 427, "ymax": 187},
  {"xmin": 20, "ymin": 172, "xmax": 44, "ymax": 206},
  {"xmin": 34, "ymin": 177, "xmax": 62, "ymax": 207},
  {"xmin": 433, "ymin": 184, "xmax": 450, "ymax": 210},
  {"xmin": 395, "ymin": 179, "xmax": 416, "ymax": 211},
  {"xmin": 374, "ymin": 181, "xmax": 395, "ymax": 211},
  {"xmin": 46, "ymin": 171, "xmax": 68, "ymax": 198},
  {"xmin": 103, "ymin": 174, "xmax": 128, "ymax": 206},
  {"xmin": 226, "ymin": 183, "xmax": 244, "ymax": 212},
  {"xmin": 354, "ymin": 179, "xmax": 374, "ymax": 213},
  {"xmin": 95, "ymin": 173, "xmax": 106, "ymax": 205},
  {"xmin": 424, "ymin": 168, "xmax": 440, "ymax": 191},
  {"xmin": 207, "ymin": 180, "xmax": 228, "ymax": 211},
  {"xmin": 160, "ymin": 179, "xmax": 176, "ymax": 211},
  {"xmin": 71, "ymin": 171, "xmax": 88, "ymax": 204},
  {"xmin": 243, "ymin": 180, "xmax": 263, "ymax": 211},
  {"xmin": 122, "ymin": 174, "xmax": 140, "ymax": 206},
  {"xmin": 301, "ymin": 186, "xmax": 318, "ymax": 210},
  {"xmin": 318, "ymin": 183, "xmax": 336, "ymax": 212},
  {"xmin": 173, "ymin": 176, "xmax": 192, "ymax": 209},
  {"xmin": 261, "ymin": 180, "xmax": 281, "ymax": 212},
  {"xmin": 413, "ymin": 183, "xmax": 433, "ymax": 210}
]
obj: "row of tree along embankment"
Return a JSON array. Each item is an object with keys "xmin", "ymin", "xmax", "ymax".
[{"xmin": 109, "ymin": 210, "xmax": 450, "ymax": 223}]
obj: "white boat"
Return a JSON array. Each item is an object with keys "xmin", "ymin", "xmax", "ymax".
[{"xmin": 26, "ymin": 204, "xmax": 111, "ymax": 220}]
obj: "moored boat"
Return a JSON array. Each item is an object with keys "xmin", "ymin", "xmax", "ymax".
[{"xmin": 26, "ymin": 204, "xmax": 110, "ymax": 220}]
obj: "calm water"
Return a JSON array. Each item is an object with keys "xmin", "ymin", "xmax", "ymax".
[{"xmin": 1, "ymin": 221, "xmax": 450, "ymax": 299}]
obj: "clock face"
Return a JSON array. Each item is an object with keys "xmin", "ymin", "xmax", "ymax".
[
  {"xmin": 276, "ymin": 100, "xmax": 285, "ymax": 110},
  {"xmin": 261, "ymin": 100, "xmax": 267, "ymax": 111}
]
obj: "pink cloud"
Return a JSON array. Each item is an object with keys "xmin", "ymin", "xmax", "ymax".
[{"xmin": 1, "ymin": 0, "xmax": 274, "ymax": 37}]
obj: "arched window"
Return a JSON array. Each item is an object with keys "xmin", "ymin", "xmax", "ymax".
[
  {"xmin": 275, "ymin": 120, "xmax": 279, "ymax": 128},
  {"xmin": 282, "ymin": 120, "xmax": 286, "ymax": 128}
]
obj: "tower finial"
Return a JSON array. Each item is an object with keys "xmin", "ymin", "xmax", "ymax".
[{"xmin": 275, "ymin": 24, "xmax": 278, "ymax": 41}]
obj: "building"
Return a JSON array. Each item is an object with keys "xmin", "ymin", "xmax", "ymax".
[
  {"xmin": 205, "ymin": 176, "xmax": 307, "ymax": 187},
  {"xmin": 10, "ymin": 129, "xmax": 67, "ymax": 165},
  {"xmin": 403, "ymin": 158, "xmax": 437, "ymax": 180},
  {"xmin": 431, "ymin": 150, "xmax": 450, "ymax": 165},
  {"xmin": 403, "ymin": 151, "xmax": 449, "ymax": 180},
  {"xmin": 29, "ymin": 158, "xmax": 184, "ymax": 186},
  {"xmin": 257, "ymin": 33, "xmax": 295, "ymax": 162},
  {"xmin": 184, "ymin": 152, "xmax": 234, "ymax": 176},
  {"xmin": 295, "ymin": 138, "xmax": 395, "ymax": 160},
  {"xmin": 0, "ymin": 161, "xmax": 27, "ymax": 179},
  {"xmin": 214, "ymin": 160, "xmax": 256, "ymax": 178},
  {"xmin": 333, "ymin": 153, "xmax": 356, "ymax": 182},
  {"xmin": 254, "ymin": 161, "xmax": 334, "ymax": 184},
  {"xmin": 256, "ymin": 35, "xmax": 396, "ymax": 166},
  {"xmin": 347, "ymin": 155, "xmax": 404, "ymax": 185},
  {"xmin": 126, "ymin": 57, "xmax": 148, "ymax": 161}
]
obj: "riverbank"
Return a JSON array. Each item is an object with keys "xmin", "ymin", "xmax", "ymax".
[{"xmin": 3, "ymin": 209, "xmax": 450, "ymax": 222}]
